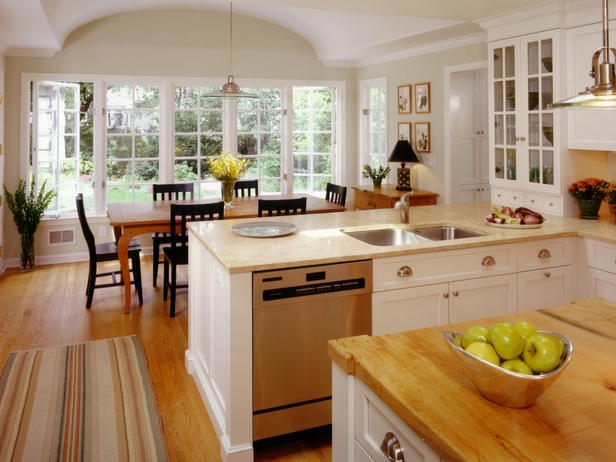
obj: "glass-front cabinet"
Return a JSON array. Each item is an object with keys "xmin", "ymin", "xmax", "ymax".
[{"xmin": 489, "ymin": 30, "xmax": 562, "ymax": 214}]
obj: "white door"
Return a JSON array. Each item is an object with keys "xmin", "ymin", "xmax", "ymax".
[{"xmin": 449, "ymin": 68, "xmax": 490, "ymax": 203}]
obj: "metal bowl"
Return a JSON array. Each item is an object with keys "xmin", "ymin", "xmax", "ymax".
[{"xmin": 442, "ymin": 330, "xmax": 573, "ymax": 408}]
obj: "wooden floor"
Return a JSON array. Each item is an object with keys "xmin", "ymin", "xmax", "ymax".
[{"xmin": 0, "ymin": 257, "xmax": 331, "ymax": 461}]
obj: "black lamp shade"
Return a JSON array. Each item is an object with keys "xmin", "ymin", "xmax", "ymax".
[
  {"xmin": 388, "ymin": 140, "xmax": 420, "ymax": 191},
  {"xmin": 389, "ymin": 140, "xmax": 420, "ymax": 166}
]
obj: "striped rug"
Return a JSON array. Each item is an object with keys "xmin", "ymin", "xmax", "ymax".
[{"xmin": 0, "ymin": 336, "xmax": 167, "ymax": 461}]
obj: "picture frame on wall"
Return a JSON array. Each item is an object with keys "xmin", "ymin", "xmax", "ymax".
[
  {"xmin": 397, "ymin": 85, "xmax": 412, "ymax": 114},
  {"xmin": 398, "ymin": 122, "xmax": 412, "ymax": 141},
  {"xmin": 415, "ymin": 122, "xmax": 431, "ymax": 153},
  {"xmin": 415, "ymin": 82, "xmax": 431, "ymax": 113}
]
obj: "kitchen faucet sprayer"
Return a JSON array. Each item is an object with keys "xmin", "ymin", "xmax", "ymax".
[{"xmin": 395, "ymin": 192, "xmax": 414, "ymax": 223}]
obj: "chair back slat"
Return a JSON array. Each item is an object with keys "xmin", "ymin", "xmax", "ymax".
[
  {"xmin": 234, "ymin": 179, "xmax": 259, "ymax": 197},
  {"xmin": 153, "ymin": 183, "xmax": 195, "ymax": 201},
  {"xmin": 169, "ymin": 202, "xmax": 225, "ymax": 248},
  {"xmin": 325, "ymin": 182, "xmax": 347, "ymax": 207},
  {"xmin": 257, "ymin": 197, "xmax": 307, "ymax": 217}
]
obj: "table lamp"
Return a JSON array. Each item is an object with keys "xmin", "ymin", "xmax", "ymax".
[{"xmin": 388, "ymin": 140, "xmax": 420, "ymax": 191}]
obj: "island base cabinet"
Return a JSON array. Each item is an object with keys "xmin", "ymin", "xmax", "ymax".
[
  {"xmin": 332, "ymin": 363, "xmax": 441, "ymax": 462},
  {"xmin": 517, "ymin": 266, "xmax": 575, "ymax": 311}
]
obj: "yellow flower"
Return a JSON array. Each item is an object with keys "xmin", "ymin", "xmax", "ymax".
[{"xmin": 207, "ymin": 151, "xmax": 251, "ymax": 181}]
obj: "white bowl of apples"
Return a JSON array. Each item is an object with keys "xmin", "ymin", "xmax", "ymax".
[{"xmin": 443, "ymin": 322, "xmax": 573, "ymax": 408}]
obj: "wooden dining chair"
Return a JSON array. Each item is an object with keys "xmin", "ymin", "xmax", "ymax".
[
  {"xmin": 76, "ymin": 193, "xmax": 143, "ymax": 309},
  {"xmin": 234, "ymin": 179, "xmax": 259, "ymax": 197},
  {"xmin": 163, "ymin": 201, "xmax": 224, "ymax": 317},
  {"xmin": 325, "ymin": 182, "xmax": 347, "ymax": 207},
  {"xmin": 152, "ymin": 183, "xmax": 194, "ymax": 287},
  {"xmin": 257, "ymin": 197, "xmax": 307, "ymax": 216}
]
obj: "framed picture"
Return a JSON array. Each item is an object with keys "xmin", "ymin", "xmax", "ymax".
[
  {"xmin": 398, "ymin": 122, "xmax": 411, "ymax": 141},
  {"xmin": 415, "ymin": 122, "xmax": 431, "ymax": 153},
  {"xmin": 415, "ymin": 82, "xmax": 431, "ymax": 113},
  {"xmin": 397, "ymin": 85, "xmax": 412, "ymax": 114}
]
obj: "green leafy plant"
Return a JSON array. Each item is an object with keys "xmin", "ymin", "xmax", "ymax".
[
  {"xmin": 363, "ymin": 164, "xmax": 391, "ymax": 181},
  {"xmin": 3, "ymin": 177, "xmax": 56, "ymax": 269}
]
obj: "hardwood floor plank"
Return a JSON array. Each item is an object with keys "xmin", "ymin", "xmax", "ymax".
[{"xmin": 0, "ymin": 257, "xmax": 332, "ymax": 461}]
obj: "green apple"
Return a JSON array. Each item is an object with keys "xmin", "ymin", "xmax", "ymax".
[
  {"xmin": 501, "ymin": 359, "xmax": 533, "ymax": 375},
  {"xmin": 465, "ymin": 341, "xmax": 500, "ymax": 366},
  {"xmin": 522, "ymin": 333, "xmax": 562, "ymax": 373},
  {"xmin": 544, "ymin": 333, "xmax": 565, "ymax": 359},
  {"xmin": 513, "ymin": 321, "xmax": 538, "ymax": 341},
  {"xmin": 452, "ymin": 334, "xmax": 464, "ymax": 348},
  {"xmin": 462, "ymin": 325, "xmax": 489, "ymax": 349},
  {"xmin": 488, "ymin": 322, "xmax": 525, "ymax": 360}
]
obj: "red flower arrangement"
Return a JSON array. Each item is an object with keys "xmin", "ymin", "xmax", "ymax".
[{"xmin": 568, "ymin": 178, "xmax": 610, "ymax": 201}]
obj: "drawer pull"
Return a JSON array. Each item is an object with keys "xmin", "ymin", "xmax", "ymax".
[
  {"xmin": 381, "ymin": 432, "xmax": 405, "ymax": 462},
  {"xmin": 452, "ymin": 290, "xmax": 459, "ymax": 297},
  {"xmin": 397, "ymin": 265, "xmax": 413, "ymax": 278},
  {"xmin": 544, "ymin": 271, "xmax": 551, "ymax": 278},
  {"xmin": 538, "ymin": 249, "xmax": 551, "ymax": 259},
  {"xmin": 442, "ymin": 292, "xmax": 449, "ymax": 299},
  {"xmin": 481, "ymin": 256, "xmax": 496, "ymax": 267}
]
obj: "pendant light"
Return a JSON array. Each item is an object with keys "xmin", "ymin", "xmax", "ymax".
[
  {"xmin": 205, "ymin": 2, "xmax": 257, "ymax": 98},
  {"xmin": 553, "ymin": 0, "xmax": 616, "ymax": 108}
]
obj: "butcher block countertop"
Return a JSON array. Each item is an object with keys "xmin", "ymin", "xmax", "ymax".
[{"xmin": 328, "ymin": 298, "xmax": 616, "ymax": 461}]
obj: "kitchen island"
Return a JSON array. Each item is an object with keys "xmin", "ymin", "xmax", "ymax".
[
  {"xmin": 186, "ymin": 202, "xmax": 616, "ymax": 461},
  {"xmin": 328, "ymin": 297, "xmax": 616, "ymax": 461}
]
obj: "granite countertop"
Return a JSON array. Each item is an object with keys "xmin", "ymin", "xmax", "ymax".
[
  {"xmin": 188, "ymin": 202, "xmax": 616, "ymax": 273},
  {"xmin": 328, "ymin": 298, "xmax": 616, "ymax": 461}
]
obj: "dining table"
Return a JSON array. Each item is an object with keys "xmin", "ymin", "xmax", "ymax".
[{"xmin": 107, "ymin": 193, "xmax": 345, "ymax": 313}]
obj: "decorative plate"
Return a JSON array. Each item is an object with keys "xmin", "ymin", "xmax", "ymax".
[
  {"xmin": 231, "ymin": 221, "xmax": 297, "ymax": 238},
  {"xmin": 486, "ymin": 222, "xmax": 542, "ymax": 229}
]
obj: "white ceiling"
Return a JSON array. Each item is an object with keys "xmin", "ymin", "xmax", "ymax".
[{"xmin": 0, "ymin": 0, "xmax": 565, "ymax": 66}]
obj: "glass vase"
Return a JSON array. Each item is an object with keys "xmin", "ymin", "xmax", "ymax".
[
  {"xmin": 221, "ymin": 180, "xmax": 236, "ymax": 209},
  {"xmin": 576, "ymin": 198, "xmax": 602, "ymax": 219},
  {"xmin": 20, "ymin": 233, "xmax": 35, "ymax": 271}
]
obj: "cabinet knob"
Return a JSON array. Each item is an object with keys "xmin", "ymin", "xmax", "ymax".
[
  {"xmin": 397, "ymin": 265, "xmax": 413, "ymax": 277},
  {"xmin": 442, "ymin": 292, "xmax": 449, "ymax": 299},
  {"xmin": 481, "ymin": 256, "xmax": 496, "ymax": 267},
  {"xmin": 452, "ymin": 290, "xmax": 459, "ymax": 297},
  {"xmin": 544, "ymin": 271, "xmax": 551, "ymax": 278},
  {"xmin": 381, "ymin": 432, "xmax": 405, "ymax": 462},
  {"xmin": 538, "ymin": 249, "xmax": 551, "ymax": 259}
]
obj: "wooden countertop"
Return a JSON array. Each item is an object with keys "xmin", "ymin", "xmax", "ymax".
[
  {"xmin": 328, "ymin": 298, "xmax": 616, "ymax": 461},
  {"xmin": 188, "ymin": 201, "xmax": 616, "ymax": 273}
]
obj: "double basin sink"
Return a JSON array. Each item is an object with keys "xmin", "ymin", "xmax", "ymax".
[{"xmin": 341, "ymin": 225, "xmax": 484, "ymax": 246}]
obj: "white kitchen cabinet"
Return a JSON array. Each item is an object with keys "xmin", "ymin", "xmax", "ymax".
[
  {"xmin": 564, "ymin": 21, "xmax": 616, "ymax": 151},
  {"xmin": 489, "ymin": 30, "xmax": 564, "ymax": 215},
  {"xmin": 373, "ymin": 245, "xmax": 517, "ymax": 335},
  {"xmin": 583, "ymin": 238, "xmax": 616, "ymax": 302},
  {"xmin": 517, "ymin": 266, "xmax": 575, "ymax": 311}
]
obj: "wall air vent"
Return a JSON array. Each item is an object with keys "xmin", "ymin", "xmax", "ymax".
[{"xmin": 48, "ymin": 228, "xmax": 75, "ymax": 246}]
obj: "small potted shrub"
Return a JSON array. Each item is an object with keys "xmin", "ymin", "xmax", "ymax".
[
  {"xmin": 363, "ymin": 164, "xmax": 391, "ymax": 188},
  {"xmin": 3, "ymin": 177, "xmax": 55, "ymax": 271}
]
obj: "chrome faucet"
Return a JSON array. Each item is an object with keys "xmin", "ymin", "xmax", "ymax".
[{"xmin": 395, "ymin": 191, "xmax": 414, "ymax": 223}]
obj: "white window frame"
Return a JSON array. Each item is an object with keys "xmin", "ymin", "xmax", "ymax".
[{"xmin": 358, "ymin": 77, "xmax": 388, "ymax": 185}]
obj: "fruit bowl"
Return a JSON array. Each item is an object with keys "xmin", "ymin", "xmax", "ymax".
[{"xmin": 442, "ymin": 330, "xmax": 573, "ymax": 408}]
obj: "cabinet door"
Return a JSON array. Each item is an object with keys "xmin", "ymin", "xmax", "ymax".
[
  {"xmin": 517, "ymin": 266, "xmax": 574, "ymax": 312},
  {"xmin": 449, "ymin": 274, "xmax": 517, "ymax": 323},
  {"xmin": 586, "ymin": 268, "xmax": 616, "ymax": 303},
  {"xmin": 372, "ymin": 284, "xmax": 448, "ymax": 335}
]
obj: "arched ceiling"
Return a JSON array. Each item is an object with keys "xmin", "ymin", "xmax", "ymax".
[{"xmin": 0, "ymin": 0, "xmax": 563, "ymax": 67}]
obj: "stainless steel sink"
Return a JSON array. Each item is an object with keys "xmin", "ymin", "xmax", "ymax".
[
  {"xmin": 341, "ymin": 227, "xmax": 432, "ymax": 246},
  {"xmin": 413, "ymin": 225, "xmax": 484, "ymax": 240}
]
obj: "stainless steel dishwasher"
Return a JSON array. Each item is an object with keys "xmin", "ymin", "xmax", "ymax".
[{"xmin": 252, "ymin": 260, "xmax": 372, "ymax": 440}]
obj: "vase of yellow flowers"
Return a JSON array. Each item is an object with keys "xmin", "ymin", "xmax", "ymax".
[
  {"xmin": 568, "ymin": 177, "xmax": 610, "ymax": 219},
  {"xmin": 207, "ymin": 151, "xmax": 251, "ymax": 208}
]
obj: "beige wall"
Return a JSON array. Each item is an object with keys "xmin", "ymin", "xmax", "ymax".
[{"xmin": 2, "ymin": 9, "xmax": 485, "ymax": 264}]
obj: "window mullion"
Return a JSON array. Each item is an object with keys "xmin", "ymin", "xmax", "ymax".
[{"xmin": 94, "ymin": 80, "xmax": 107, "ymax": 215}]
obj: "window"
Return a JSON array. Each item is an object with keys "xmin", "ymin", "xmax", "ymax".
[
  {"xmin": 359, "ymin": 78, "xmax": 387, "ymax": 183},
  {"xmin": 105, "ymin": 84, "xmax": 161, "ymax": 202},
  {"xmin": 25, "ymin": 75, "xmax": 344, "ymax": 217}
]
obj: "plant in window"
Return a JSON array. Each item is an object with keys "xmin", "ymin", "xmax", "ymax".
[{"xmin": 3, "ymin": 177, "xmax": 56, "ymax": 271}]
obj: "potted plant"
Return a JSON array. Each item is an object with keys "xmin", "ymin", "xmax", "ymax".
[
  {"xmin": 3, "ymin": 177, "xmax": 55, "ymax": 271},
  {"xmin": 363, "ymin": 164, "xmax": 391, "ymax": 188},
  {"xmin": 568, "ymin": 177, "xmax": 610, "ymax": 219},
  {"xmin": 207, "ymin": 151, "xmax": 251, "ymax": 208}
]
